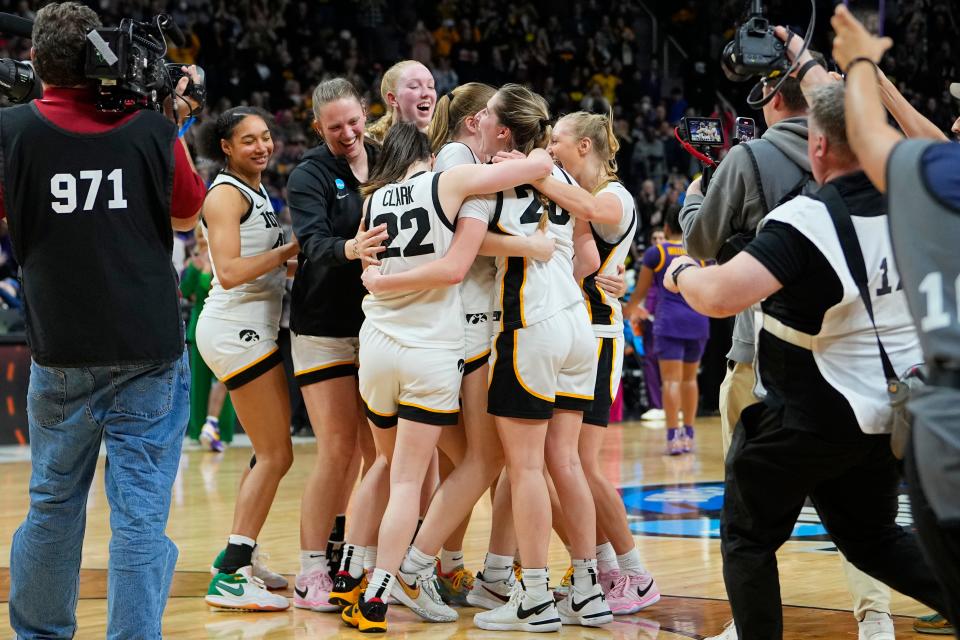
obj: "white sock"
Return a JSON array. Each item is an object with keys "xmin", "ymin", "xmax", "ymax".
[
  {"xmin": 342, "ymin": 543, "xmax": 366, "ymax": 578},
  {"xmin": 616, "ymin": 547, "xmax": 647, "ymax": 577},
  {"xmin": 596, "ymin": 542, "xmax": 619, "ymax": 574},
  {"xmin": 228, "ymin": 534, "xmax": 256, "ymax": 548},
  {"xmin": 363, "ymin": 546, "xmax": 378, "ymax": 573},
  {"xmin": 300, "ymin": 549, "xmax": 326, "ymax": 575},
  {"xmin": 439, "ymin": 548, "xmax": 464, "ymax": 573},
  {"xmin": 482, "ymin": 552, "xmax": 514, "ymax": 582},
  {"xmin": 521, "ymin": 567, "xmax": 549, "ymax": 598},
  {"xmin": 205, "ymin": 415, "xmax": 219, "ymax": 426},
  {"xmin": 400, "ymin": 545, "xmax": 436, "ymax": 577},
  {"xmin": 364, "ymin": 568, "xmax": 395, "ymax": 602},
  {"xmin": 572, "ymin": 558, "xmax": 598, "ymax": 594}
]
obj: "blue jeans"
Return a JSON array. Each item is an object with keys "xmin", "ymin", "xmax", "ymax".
[{"xmin": 9, "ymin": 352, "xmax": 189, "ymax": 639}]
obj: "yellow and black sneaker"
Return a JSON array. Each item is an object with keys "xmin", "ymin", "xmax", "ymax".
[
  {"xmin": 342, "ymin": 594, "xmax": 388, "ymax": 633},
  {"xmin": 329, "ymin": 570, "xmax": 364, "ymax": 608}
]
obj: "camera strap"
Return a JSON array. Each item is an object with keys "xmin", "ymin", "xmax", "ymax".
[{"xmin": 817, "ymin": 183, "xmax": 898, "ymax": 383}]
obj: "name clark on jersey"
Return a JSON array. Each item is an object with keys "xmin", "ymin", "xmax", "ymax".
[{"xmin": 382, "ymin": 184, "xmax": 414, "ymax": 207}]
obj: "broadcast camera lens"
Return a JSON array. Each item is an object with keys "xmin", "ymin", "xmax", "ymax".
[
  {"xmin": 0, "ymin": 58, "xmax": 41, "ymax": 103},
  {"xmin": 720, "ymin": 41, "xmax": 752, "ymax": 83}
]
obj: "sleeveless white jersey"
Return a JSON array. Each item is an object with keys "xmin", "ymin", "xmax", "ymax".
[
  {"xmin": 435, "ymin": 142, "xmax": 497, "ymax": 315},
  {"xmin": 760, "ymin": 195, "xmax": 923, "ymax": 434},
  {"xmin": 582, "ymin": 181, "xmax": 637, "ymax": 337},
  {"xmin": 202, "ymin": 172, "xmax": 286, "ymax": 328},
  {"xmin": 460, "ymin": 165, "xmax": 583, "ymax": 331},
  {"xmin": 362, "ymin": 171, "xmax": 463, "ymax": 349}
]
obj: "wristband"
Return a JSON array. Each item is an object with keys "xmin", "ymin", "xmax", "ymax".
[
  {"xmin": 845, "ymin": 57, "xmax": 877, "ymax": 75},
  {"xmin": 796, "ymin": 59, "xmax": 822, "ymax": 83},
  {"xmin": 671, "ymin": 262, "xmax": 699, "ymax": 288}
]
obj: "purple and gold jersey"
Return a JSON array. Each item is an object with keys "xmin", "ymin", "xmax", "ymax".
[{"xmin": 642, "ymin": 240, "xmax": 709, "ymax": 340}]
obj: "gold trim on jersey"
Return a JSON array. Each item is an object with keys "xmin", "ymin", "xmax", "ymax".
[
  {"xmin": 512, "ymin": 330, "xmax": 553, "ymax": 403},
  {"xmin": 294, "ymin": 359, "xmax": 356, "ymax": 377},
  {"xmin": 556, "ymin": 390, "xmax": 594, "ymax": 401},
  {"xmin": 398, "ymin": 401, "xmax": 459, "ymax": 415},
  {"xmin": 654, "ymin": 244, "xmax": 667, "ymax": 272},
  {"xmin": 465, "ymin": 349, "xmax": 491, "ymax": 364},
  {"xmin": 361, "ymin": 398, "xmax": 397, "ymax": 418},
  {"xmin": 221, "ymin": 348, "xmax": 281, "ymax": 383}
]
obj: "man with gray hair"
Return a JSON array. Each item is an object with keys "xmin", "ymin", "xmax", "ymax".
[{"xmin": 663, "ymin": 81, "xmax": 950, "ymax": 640}]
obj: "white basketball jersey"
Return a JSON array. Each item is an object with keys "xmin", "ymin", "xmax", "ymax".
[
  {"xmin": 460, "ymin": 165, "xmax": 583, "ymax": 331},
  {"xmin": 361, "ymin": 171, "xmax": 463, "ymax": 349},
  {"xmin": 435, "ymin": 142, "xmax": 497, "ymax": 315},
  {"xmin": 582, "ymin": 181, "xmax": 637, "ymax": 337},
  {"xmin": 202, "ymin": 172, "xmax": 286, "ymax": 328},
  {"xmin": 761, "ymin": 196, "xmax": 923, "ymax": 434}
]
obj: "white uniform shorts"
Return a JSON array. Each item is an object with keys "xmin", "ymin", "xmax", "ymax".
[
  {"xmin": 487, "ymin": 303, "xmax": 597, "ymax": 420},
  {"xmin": 464, "ymin": 310, "xmax": 499, "ymax": 375},
  {"xmin": 583, "ymin": 336, "xmax": 624, "ymax": 427},
  {"xmin": 291, "ymin": 334, "xmax": 359, "ymax": 386},
  {"xmin": 196, "ymin": 315, "xmax": 282, "ymax": 390},
  {"xmin": 358, "ymin": 323, "xmax": 462, "ymax": 428}
]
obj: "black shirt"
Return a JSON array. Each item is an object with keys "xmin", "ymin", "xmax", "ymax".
[
  {"xmin": 743, "ymin": 171, "xmax": 885, "ymax": 441},
  {"xmin": 287, "ymin": 140, "xmax": 379, "ymax": 338}
]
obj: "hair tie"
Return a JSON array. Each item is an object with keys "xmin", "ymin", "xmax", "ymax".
[
  {"xmin": 539, "ymin": 118, "xmax": 551, "ymax": 131},
  {"xmin": 446, "ymin": 91, "xmax": 456, "ymax": 102}
]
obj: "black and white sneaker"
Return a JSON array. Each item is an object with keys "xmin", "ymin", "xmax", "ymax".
[
  {"xmin": 473, "ymin": 582, "xmax": 561, "ymax": 632},
  {"xmin": 556, "ymin": 569, "xmax": 613, "ymax": 626}
]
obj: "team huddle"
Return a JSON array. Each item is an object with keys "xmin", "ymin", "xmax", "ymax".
[{"xmin": 195, "ymin": 59, "xmax": 670, "ymax": 633}]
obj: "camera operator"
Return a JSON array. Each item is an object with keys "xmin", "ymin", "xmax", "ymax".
[
  {"xmin": 0, "ymin": 3, "xmax": 204, "ymax": 638},
  {"xmin": 831, "ymin": 5, "xmax": 960, "ymax": 632},
  {"xmin": 665, "ymin": 81, "xmax": 949, "ymax": 640}
]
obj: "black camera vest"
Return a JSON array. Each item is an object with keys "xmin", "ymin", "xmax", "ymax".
[{"xmin": 0, "ymin": 103, "xmax": 183, "ymax": 366}]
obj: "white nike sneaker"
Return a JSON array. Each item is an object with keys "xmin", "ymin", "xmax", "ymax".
[
  {"xmin": 205, "ymin": 565, "xmax": 290, "ymax": 611},
  {"xmin": 640, "ymin": 408, "xmax": 665, "ymax": 421},
  {"xmin": 474, "ymin": 582, "xmax": 561, "ymax": 632},
  {"xmin": 859, "ymin": 611, "xmax": 895, "ymax": 640},
  {"xmin": 466, "ymin": 570, "xmax": 516, "ymax": 609},
  {"xmin": 391, "ymin": 570, "xmax": 459, "ymax": 622},
  {"xmin": 556, "ymin": 573, "xmax": 613, "ymax": 627},
  {"xmin": 251, "ymin": 546, "xmax": 288, "ymax": 590},
  {"xmin": 706, "ymin": 620, "xmax": 739, "ymax": 640}
]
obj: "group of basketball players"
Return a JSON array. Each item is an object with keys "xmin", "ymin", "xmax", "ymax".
[{"xmin": 193, "ymin": 59, "xmax": 666, "ymax": 633}]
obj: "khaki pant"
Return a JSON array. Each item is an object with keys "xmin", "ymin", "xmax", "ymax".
[{"xmin": 720, "ymin": 360, "xmax": 891, "ymax": 620}]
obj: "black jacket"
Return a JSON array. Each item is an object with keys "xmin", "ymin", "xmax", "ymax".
[{"xmin": 288, "ymin": 140, "xmax": 379, "ymax": 337}]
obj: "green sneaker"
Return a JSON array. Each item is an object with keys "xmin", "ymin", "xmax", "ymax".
[
  {"xmin": 914, "ymin": 613, "xmax": 954, "ymax": 635},
  {"xmin": 435, "ymin": 561, "xmax": 474, "ymax": 606},
  {"xmin": 206, "ymin": 566, "xmax": 290, "ymax": 611},
  {"xmin": 210, "ymin": 545, "xmax": 288, "ymax": 590}
]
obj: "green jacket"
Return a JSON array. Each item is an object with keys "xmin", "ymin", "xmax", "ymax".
[{"xmin": 180, "ymin": 262, "xmax": 213, "ymax": 342}]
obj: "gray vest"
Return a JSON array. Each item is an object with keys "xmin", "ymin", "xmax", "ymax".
[
  {"xmin": 727, "ymin": 135, "xmax": 817, "ymax": 364},
  {"xmin": 886, "ymin": 139, "xmax": 960, "ymax": 371}
]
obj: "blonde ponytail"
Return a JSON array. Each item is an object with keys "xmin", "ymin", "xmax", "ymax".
[
  {"xmin": 366, "ymin": 60, "xmax": 420, "ymax": 143},
  {"xmin": 428, "ymin": 82, "xmax": 496, "ymax": 153},
  {"xmin": 557, "ymin": 105, "xmax": 620, "ymax": 190}
]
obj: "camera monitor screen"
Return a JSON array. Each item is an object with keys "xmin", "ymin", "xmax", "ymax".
[{"xmin": 686, "ymin": 117, "xmax": 725, "ymax": 146}]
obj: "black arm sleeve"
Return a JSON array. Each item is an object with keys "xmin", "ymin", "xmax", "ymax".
[
  {"xmin": 742, "ymin": 221, "xmax": 814, "ymax": 287},
  {"xmin": 287, "ymin": 164, "xmax": 348, "ymax": 266}
]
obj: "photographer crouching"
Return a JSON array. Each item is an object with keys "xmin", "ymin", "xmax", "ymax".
[
  {"xmin": 667, "ymin": 81, "xmax": 950, "ymax": 640},
  {"xmin": 0, "ymin": 3, "xmax": 205, "ymax": 638}
]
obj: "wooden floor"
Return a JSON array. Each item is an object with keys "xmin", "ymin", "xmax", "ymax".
[{"xmin": 0, "ymin": 418, "xmax": 936, "ymax": 638}]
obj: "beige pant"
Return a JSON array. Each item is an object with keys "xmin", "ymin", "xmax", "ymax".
[{"xmin": 719, "ymin": 360, "xmax": 891, "ymax": 620}]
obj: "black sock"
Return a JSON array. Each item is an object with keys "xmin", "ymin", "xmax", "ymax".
[
  {"xmin": 220, "ymin": 542, "xmax": 254, "ymax": 574},
  {"xmin": 412, "ymin": 518, "xmax": 423, "ymax": 544},
  {"xmin": 330, "ymin": 514, "xmax": 346, "ymax": 542}
]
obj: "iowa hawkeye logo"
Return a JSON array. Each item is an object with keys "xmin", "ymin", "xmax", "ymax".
[{"xmin": 621, "ymin": 482, "xmax": 913, "ymax": 541}]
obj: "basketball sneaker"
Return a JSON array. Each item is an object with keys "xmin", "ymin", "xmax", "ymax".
[
  {"xmin": 329, "ymin": 570, "xmax": 365, "ymax": 608},
  {"xmin": 473, "ymin": 581, "xmax": 561, "ymax": 632},
  {"xmin": 859, "ymin": 611, "xmax": 895, "ymax": 640},
  {"xmin": 682, "ymin": 425, "xmax": 696, "ymax": 453},
  {"xmin": 392, "ymin": 570, "xmax": 459, "ymax": 622},
  {"xmin": 466, "ymin": 570, "xmax": 516, "ymax": 610},
  {"xmin": 914, "ymin": 613, "xmax": 954, "ymax": 635},
  {"xmin": 293, "ymin": 565, "xmax": 339, "ymax": 612},
  {"xmin": 556, "ymin": 569, "xmax": 612, "ymax": 627},
  {"xmin": 599, "ymin": 569, "xmax": 660, "ymax": 614},
  {"xmin": 205, "ymin": 566, "xmax": 290, "ymax": 611},
  {"xmin": 210, "ymin": 545, "xmax": 288, "ymax": 590},
  {"xmin": 200, "ymin": 420, "xmax": 225, "ymax": 453},
  {"xmin": 666, "ymin": 427, "xmax": 684, "ymax": 455},
  {"xmin": 436, "ymin": 561, "xmax": 474, "ymax": 606},
  {"xmin": 342, "ymin": 593, "xmax": 388, "ymax": 633},
  {"xmin": 640, "ymin": 408, "xmax": 665, "ymax": 421}
]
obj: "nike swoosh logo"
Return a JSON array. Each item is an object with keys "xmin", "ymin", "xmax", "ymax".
[
  {"xmin": 295, "ymin": 586, "xmax": 309, "ymax": 598},
  {"xmin": 483, "ymin": 585, "xmax": 510, "ymax": 603},
  {"xmin": 637, "ymin": 581, "xmax": 654, "ymax": 598},
  {"xmin": 255, "ymin": 203, "xmax": 265, "ymax": 210},
  {"xmin": 217, "ymin": 581, "xmax": 245, "ymax": 597},
  {"xmin": 571, "ymin": 593, "xmax": 602, "ymax": 612},
  {"xmin": 337, "ymin": 193, "xmax": 348, "ymax": 200},
  {"xmin": 517, "ymin": 599, "xmax": 554, "ymax": 619},
  {"xmin": 400, "ymin": 577, "xmax": 420, "ymax": 599}
]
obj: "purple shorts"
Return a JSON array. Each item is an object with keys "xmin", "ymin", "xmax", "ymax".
[{"xmin": 655, "ymin": 335, "xmax": 707, "ymax": 363}]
